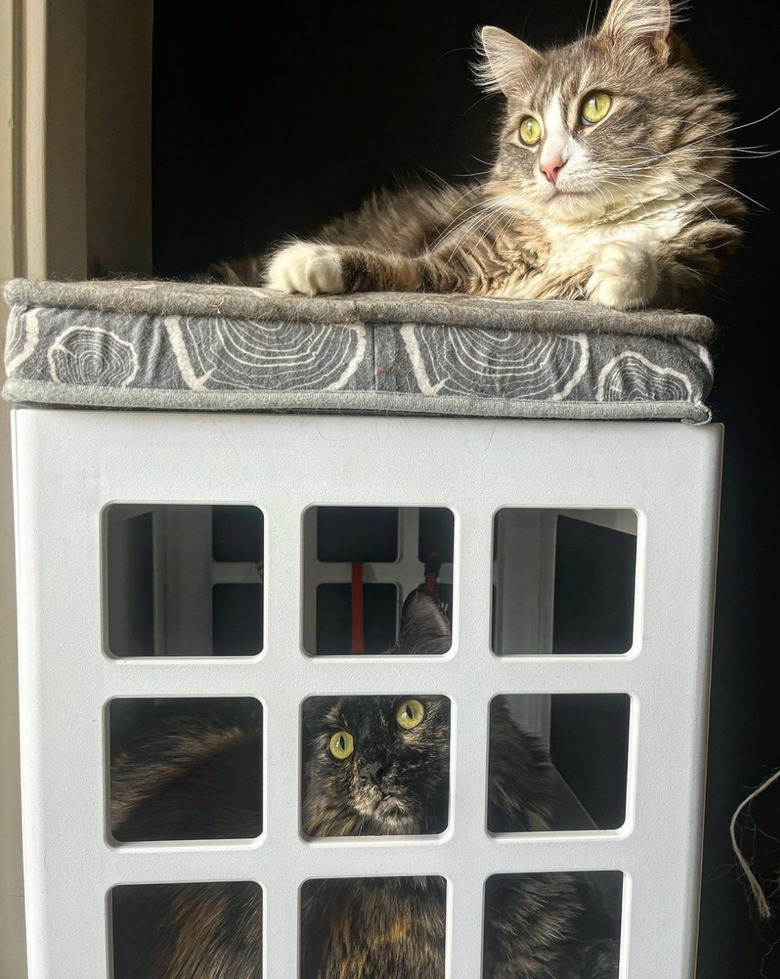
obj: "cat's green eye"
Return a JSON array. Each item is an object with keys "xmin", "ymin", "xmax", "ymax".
[
  {"xmin": 329, "ymin": 730, "xmax": 354, "ymax": 760},
  {"xmin": 395, "ymin": 699, "xmax": 425, "ymax": 730},
  {"xmin": 581, "ymin": 91, "xmax": 612, "ymax": 126},
  {"xmin": 518, "ymin": 116, "xmax": 542, "ymax": 147}
]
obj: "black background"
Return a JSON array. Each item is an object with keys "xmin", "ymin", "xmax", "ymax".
[{"xmin": 152, "ymin": 2, "xmax": 780, "ymax": 975}]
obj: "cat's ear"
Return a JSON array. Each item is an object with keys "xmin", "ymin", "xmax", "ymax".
[
  {"xmin": 475, "ymin": 26, "xmax": 542, "ymax": 96},
  {"xmin": 599, "ymin": 0, "xmax": 674, "ymax": 62},
  {"xmin": 396, "ymin": 588, "xmax": 452, "ymax": 656}
]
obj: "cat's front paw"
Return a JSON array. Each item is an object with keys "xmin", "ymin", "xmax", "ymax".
[
  {"xmin": 266, "ymin": 242, "xmax": 345, "ymax": 295},
  {"xmin": 586, "ymin": 242, "xmax": 658, "ymax": 311}
]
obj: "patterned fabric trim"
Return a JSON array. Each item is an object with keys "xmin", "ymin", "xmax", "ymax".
[{"xmin": 3, "ymin": 291, "xmax": 713, "ymax": 423}]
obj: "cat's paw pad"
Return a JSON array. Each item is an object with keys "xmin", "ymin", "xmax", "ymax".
[
  {"xmin": 586, "ymin": 242, "xmax": 658, "ymax": 310},
  {"xmin": 266, "ymin": 243, "xmax": 344, "ymax": 295}
]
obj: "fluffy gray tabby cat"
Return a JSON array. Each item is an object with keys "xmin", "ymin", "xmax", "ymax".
[{"xmin": 211, "ymin": 0, "xmax": 743, "ymax": 310}]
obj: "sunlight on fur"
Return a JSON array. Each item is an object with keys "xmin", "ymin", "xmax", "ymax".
[{"xmin": 211, "ymin": 0, "xmax": 745, "ymax": 312}]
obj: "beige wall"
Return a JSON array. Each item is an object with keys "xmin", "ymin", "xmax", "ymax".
[
  {"xmin": 86, "ymin": 1, "xmax": 153, "ymax": 277},
  {"xmin": 1, "ymin": 0, "xmax": 27, "ymax": 971},
  {"xmin": 1, "ymin": 4, "xmax": 153, "ymax": 973}
]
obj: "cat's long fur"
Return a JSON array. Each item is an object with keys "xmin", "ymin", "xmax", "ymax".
[
  {"xmin": 110, "ymin": 591, "xmax": 619, "ymax": 978},
  {"xmin": 209, "ymin": 0, "xmax": 743, "ymax": 311}
]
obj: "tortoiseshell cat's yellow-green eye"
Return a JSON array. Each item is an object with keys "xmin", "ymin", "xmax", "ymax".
[
  {"xmin": 395, "ymin": 699, "xmax": 425, "ymax": 730},
  {"xmin": 519, "ymin": 117, "xmax": 542, "ymax": 147},
  {"xmin": 329, "ymin": 730, "xmax": 354, "ymax": 759},
  {"xmin": 581, "ymin": 91, "xmax": 612, "ymax": 125}
]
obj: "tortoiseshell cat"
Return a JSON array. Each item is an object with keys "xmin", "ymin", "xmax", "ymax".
[
  {"xmin": 111, "ymin": 591, "xmax": 619, "ymax": 978},
  {"xmin": 210, "ymin": 0, "xmax": 743, "ymax": 310}
]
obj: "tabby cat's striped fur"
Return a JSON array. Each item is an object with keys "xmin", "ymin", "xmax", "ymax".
[{"xmin": 211, "ymin": 0, "xmax": 743, "ymax": 311}]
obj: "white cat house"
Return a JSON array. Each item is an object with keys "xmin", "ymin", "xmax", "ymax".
[{"xmin": 5, "ymin": 278, "xmax": 721, "ymax": 978}]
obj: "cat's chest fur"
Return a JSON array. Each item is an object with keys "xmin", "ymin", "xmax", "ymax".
[{"xmin": 491, "ymin": 194, "xmax": 699, "ymax": 301}]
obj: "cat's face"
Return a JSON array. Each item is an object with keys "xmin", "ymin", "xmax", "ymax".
[
  {"xmin": 479, "ymin": 0, "xmax": 732, "ymax": 224},
  {"xmin": 302, "ymin": 590, "xmax": 452, "ymax": 838},
  {"xmin": 303, "ymin": 694, "xmax": 451, "ymax": 838}
]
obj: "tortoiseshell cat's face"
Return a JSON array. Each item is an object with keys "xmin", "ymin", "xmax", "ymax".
[
  {"xmin": 302, "ymin": 590, "xmax": 452, "ymax": 838},
  {"xmin": 303, "ymin": 694, "xmax": 451, "ymax": 837}
]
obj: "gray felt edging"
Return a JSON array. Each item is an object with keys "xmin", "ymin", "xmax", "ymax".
[
  {"xmin": 2, "ymin": 278, "xmax": 716, "ymax": 342},
  {"xmin": 2, "ymin": 379, "xmax": 712, "ymax": 424}
]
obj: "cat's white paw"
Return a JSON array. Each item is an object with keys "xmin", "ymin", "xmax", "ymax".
[
  {"xmin": 266, "ymin": 243, "xmax": 344, "ymax": 295},
  {"xmin": 586, "ymin": 242, "xmax": 659, "ymax": 311}
]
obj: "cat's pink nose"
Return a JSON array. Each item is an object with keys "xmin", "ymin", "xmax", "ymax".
[{"xmin": 540, "ymin": 157, "xmax": 567, "ymax": 185}]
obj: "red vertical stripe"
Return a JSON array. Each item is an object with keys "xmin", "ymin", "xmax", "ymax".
[{"xmin": 351, "ymin": 561, "xmax": 365, "ymax": 654}]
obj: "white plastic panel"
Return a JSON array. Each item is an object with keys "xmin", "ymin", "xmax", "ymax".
[{"xmin": 12, "ymin": 410, "xmax": 723, "ymax": 979}]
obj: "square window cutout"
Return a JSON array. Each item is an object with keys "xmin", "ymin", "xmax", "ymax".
[
  {"xmin": 105, "ymin": 504, "xmax": 263, "ymax": 657},
  {"xmin": 488, "ymin": 695, "xmax": 630, "ymax": 832},
  {"xmin": 492, "ymin": 509, "xmax": 638, "ymax": 655},
  {"xmin": 109, "ymin": 697, "xmax": 262, "ymax": 842},
  {"xmin": 111, "ymin": 881, "xmax": 262, "ymax": 979},
  {"xmin": 301, "ymin": 695, "xmax": 451, "ymax": 837},
  {"xmin": 303, "ymin": 506, "xmax": 454, "ymax": 655},
  {"xmin": 483, "ymin": 872, "xmax": 623, "ymax": 978},
  {"xmin": 300, "ymin": 876, "xmax": 446, "ymax": 978}
]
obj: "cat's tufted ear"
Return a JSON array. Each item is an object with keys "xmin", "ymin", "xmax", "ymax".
[
  {"xmin": 475, "ymin": 26, "xmax": 542, "ymax": 96},
  {"xmin": 396, "ymin": 588, "xmax": 452, "ymax": 656},
  {"xmin": 599, "ymin": 0, "xmax": 674, "ymax": 62}
]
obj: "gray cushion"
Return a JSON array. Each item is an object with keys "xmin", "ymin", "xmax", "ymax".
[{"xmin": 2, "ymin": 278, "xmax": 715, "ymax": 423}]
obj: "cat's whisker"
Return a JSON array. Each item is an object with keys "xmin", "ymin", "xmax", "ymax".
[
  {"xmin": 424, "ymin": 194, "xmax": 491, "ymax": 251},
  {"xmin": 415, "ymin": 166, "xmax": 454, "ymax": 188},
  {"xmin": 427, "ymin": 202, "xmax": 493, "ymax": 254},
  {"xmin": 596, "ymin": 181, "xmax": 655, "ymax": 223},
  {"xmin": 434, "ymin": 202, "xmax": 513, "ymax": 261},
  {"xmin": 645, "ymin": 173, "xmax": 722, "ymax": 222},
  {"xmin": 452, "ymin": 166, "xmax": 496, "ymax": 179},
  {"xmin": 610, "ymin": 147, "xmax": 703, "ymax": 173},
  {"xmin": 427, "ymin": 213, "xmax": 490, "ymax": 261},
  {"xmin": 596, "ymin": 164, "xmax": 728, "ymax": 226},
  {"xmin": 453, "ymin": 198, "xmax": 521, "ymax": 256},
  {"xmin": 620, "ymin": 105, "xmax": 780, "ymax": 167},
  {"xmin": 673, "ymin": 104, "xmax": 780, "ymax": 153},
  {"xmin": 431, "ymin": 192, "xmax": 485, "ymax": 232},
  {"xmin": 584, "ymin": 0, "xmax": 600, "ymax": 35},
  {"xmin": 475, "ymin": 208, "xmax": 519, "ymax": 259},
  {"xmin": 683, "ymin": 145, "xmax": 778, "ymax": 157},
  {"xmin": 671, "ymin": 165, "xmax": 768, "ymax": 210},
  {"xmin": 458, "ymin": 91, "xmax": 505, "ymax": 120}
]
